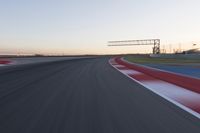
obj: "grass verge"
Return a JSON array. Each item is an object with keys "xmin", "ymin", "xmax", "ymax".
[{"xmin": 124, "ymin": 55, "xmax": 200, "ymax": 64}]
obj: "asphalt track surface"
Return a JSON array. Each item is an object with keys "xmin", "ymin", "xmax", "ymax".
[{"xmin": 0, "ymin": 57, "xmax": 200, "ymax": 133}]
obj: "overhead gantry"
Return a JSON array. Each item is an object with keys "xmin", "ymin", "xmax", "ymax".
[{"xmin": 108, "ymin": 39, "xmax": 160, "ymax": 54}]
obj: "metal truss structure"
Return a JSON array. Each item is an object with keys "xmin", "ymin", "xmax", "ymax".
[{"xmin": 108, "ymin": 39, "xmax": 160, "ymax": 54}]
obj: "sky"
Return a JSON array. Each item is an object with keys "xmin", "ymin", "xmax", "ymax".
[{"xmin": 0, "ymin": 0, "xmax": 200, "ymax": 55}]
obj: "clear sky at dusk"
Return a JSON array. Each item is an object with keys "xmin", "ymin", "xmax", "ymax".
[{"xmin": 1, "ymin": 0, "xmax": 200, "ymax": 55}]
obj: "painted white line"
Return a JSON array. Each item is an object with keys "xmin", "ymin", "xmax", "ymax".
[
  {"xmin": 109, "ymin": 59, "xmax": 200, "ymax": 119},
  {"xmin": 119, "ymin": 69, "xmax": 142, "ymax": 75},
  {"xmin": 142, "ymin": 81, "xmax": 200, "ymax": 102},
  {"xmin": 113, "ymin": 64, "xmax": 125, "ymax": 68}
]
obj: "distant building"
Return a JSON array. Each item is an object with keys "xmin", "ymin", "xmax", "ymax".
[{"xmin": 182, "ymin": 48, "xmax": 200, "ymax": 54}]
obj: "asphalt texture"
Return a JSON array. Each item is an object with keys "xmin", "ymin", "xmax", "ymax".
[{"xmin": 0, "ymin": 57, "xmax": 200, "ymax": 133}]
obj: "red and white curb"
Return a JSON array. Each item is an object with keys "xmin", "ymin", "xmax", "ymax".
[
  {"xmin": 109, "ymin": 57, "xmax": 200, "ymax": 119},
  {"xmin": 0, "ymin": 60, "xmax": 12, "ymax": 66}
]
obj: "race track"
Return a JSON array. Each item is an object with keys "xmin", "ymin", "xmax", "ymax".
[{"xmin": 0, "ymin": 57, "xmax": 200, "ymax": 133}]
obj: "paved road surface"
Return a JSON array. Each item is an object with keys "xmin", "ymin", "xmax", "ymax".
[
  {"xmin": 0, "ymin": 56, "xmax": 90, "ymax": 66},
  {"xmin": 0, "ymin": 57, "xmax": 200, "ymax": 133}
]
